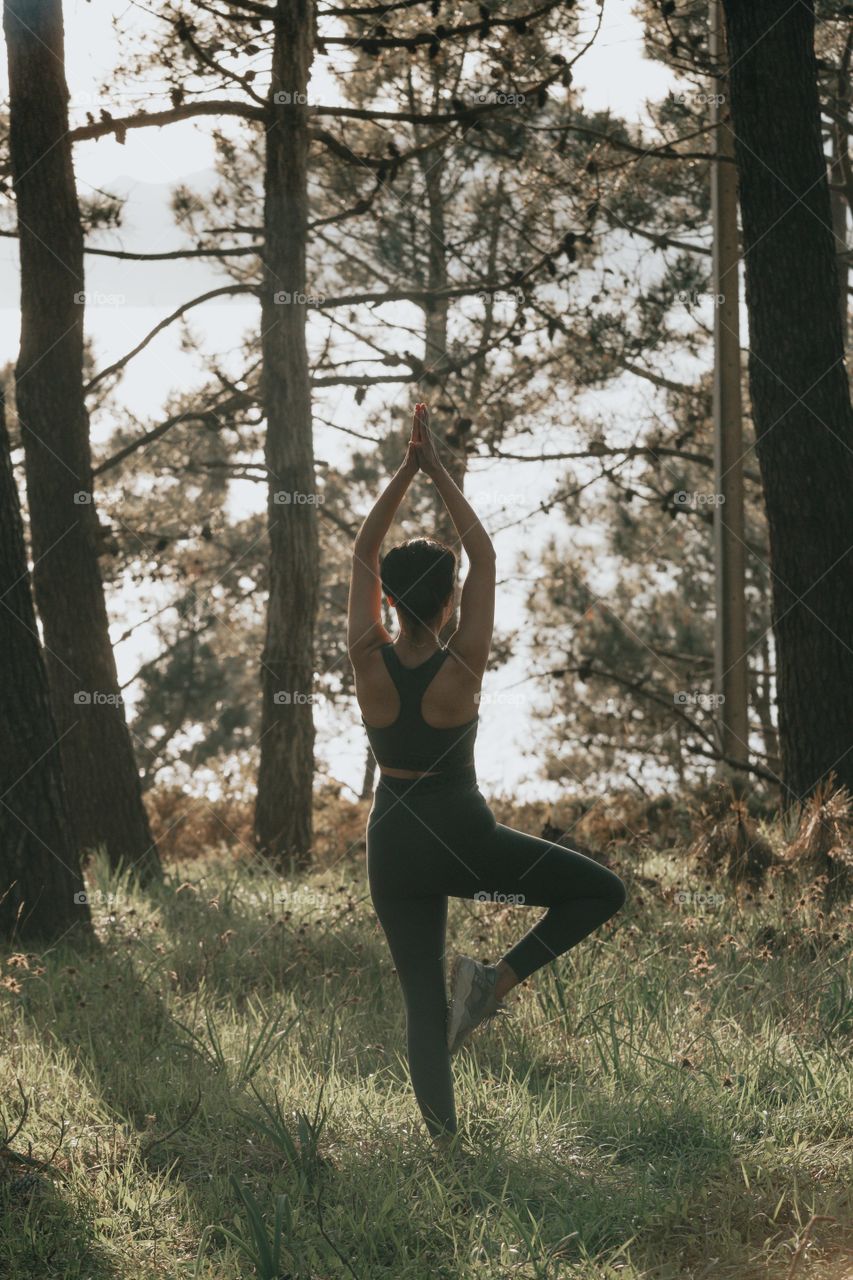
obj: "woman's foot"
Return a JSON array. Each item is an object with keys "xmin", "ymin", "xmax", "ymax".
[{"xmin": 446, "ymin": 955, "xmax": 508, "ymax": 1054}]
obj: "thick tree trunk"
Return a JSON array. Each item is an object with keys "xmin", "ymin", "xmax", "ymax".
[
  {"xmin": 3, "ymin": 0, "xmax": 160, "ymax": 879},
  {"xmin": 0, "ymin": 389, "xmax": 91, "ymax": 942},
  {"xmin": 254, "ymin": 0, "xmax": 318, "ymax": 867},
  {"xmin": 720, "ymin": 0, "xmax": 853, "ymax": 802}
]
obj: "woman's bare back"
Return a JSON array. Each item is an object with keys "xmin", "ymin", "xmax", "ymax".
[{"xmin": 356, "ymin": 641, "xmax": 483, "ymax": 731}]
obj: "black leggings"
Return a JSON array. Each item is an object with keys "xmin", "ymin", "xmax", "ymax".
[{"xmin": 366, "ymin": 770, "xmax": 627, "ymax": 1138}]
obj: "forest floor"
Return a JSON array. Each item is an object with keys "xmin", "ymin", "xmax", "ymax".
[{"xmin": 0, "ymin": 788, "xmax": 851, "ymax": 1280}]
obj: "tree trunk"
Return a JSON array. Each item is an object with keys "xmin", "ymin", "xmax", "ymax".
[
  {"xmin": 421, "ymin": 159, "xmax": 463, "ymax": 541},
  {"xmin": 359, "ymin": 744, "xmax": 377, "ymax": 802},
  {"xmin": 3, "ymin": 0, "xmax": 161, "ymax": 880},
  {"xmin": 419, "ymin": 152, "xmax": 466, "ymax": 642},
  {"xmin": 752, "ymin": 632, "xmax": 781, "ymax": 781},
  {"xmin": 0, "ymin": 388, "xmax": 91, "ymax": 942},
  {"xmin": 254, "ymin": 0, "xmax": 318, "ymax": 867},
  {"xmin": 720, "ymin": 0, "xmax": 853, "ymax": 802}
]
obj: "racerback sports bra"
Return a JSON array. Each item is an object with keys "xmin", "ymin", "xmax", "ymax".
[{"xmin": 361, "ymin": 643, "xmax": 479, "ymax": 775}]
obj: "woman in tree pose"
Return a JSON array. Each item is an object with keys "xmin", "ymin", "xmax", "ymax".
[{"xmin": 347, "ymin": 403, "xmax": 626, "ymax": 1149}]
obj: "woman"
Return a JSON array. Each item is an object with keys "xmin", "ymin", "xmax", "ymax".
[{"xmin": 347, "ymin": 403, "xmax": 626, "ymax": 1149}]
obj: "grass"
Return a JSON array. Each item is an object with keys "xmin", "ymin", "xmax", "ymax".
[{"xmin": 0, "ymin": 799, "xmax": 851, "ymax": 1280}]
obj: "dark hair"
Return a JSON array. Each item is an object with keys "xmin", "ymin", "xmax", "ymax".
[{"xmin": 380, "ymin": 537, "xmax": 456, "ymax": 632}]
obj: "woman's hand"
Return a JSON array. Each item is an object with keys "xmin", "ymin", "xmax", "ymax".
[
  {"xmin": 401, "ymin": 433, "xmax": 420, "ymax": 477},
  {"xmin": 399, "ymin": 401, "xmax": 422, "ymax": 478},
  {"xmin": 410, "ymin": 402, "xmax": 444, "ymax": 477}
]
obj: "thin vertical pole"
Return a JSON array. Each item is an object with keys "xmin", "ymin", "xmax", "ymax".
[{"xmin": 710, "ymin": 0, "xmax": 749, "ymax": 766}]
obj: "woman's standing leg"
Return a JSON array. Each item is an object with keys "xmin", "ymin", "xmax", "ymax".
[{"xmin": 369, "ymin": 889, "xmax": 457, "ymax": 1138}]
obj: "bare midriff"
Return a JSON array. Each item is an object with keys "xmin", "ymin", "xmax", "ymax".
[{"xmin": 379, "ymin": 766, "xmax": 439, "ymax": 778}]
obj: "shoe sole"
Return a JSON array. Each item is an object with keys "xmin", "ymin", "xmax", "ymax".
[{"xmin": 446, "ymin": 955, "xmax": 478, "ymax": 1054}]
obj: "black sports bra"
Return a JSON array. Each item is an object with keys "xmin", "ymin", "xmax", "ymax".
[{"xmin": 361, "ymin": 643, "xmax": 479, "ymax": 774}]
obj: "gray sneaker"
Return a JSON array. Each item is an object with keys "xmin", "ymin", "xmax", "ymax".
[{"xmin": 446, "ymin": 955, "xmax": 506, "ymax": 1054}]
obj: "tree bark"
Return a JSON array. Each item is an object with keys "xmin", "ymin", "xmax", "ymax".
[
  {"xmin": 359, "ymin": 744, "xmax": 377, "ymax": 802},
  {"xmin": 3, "ymin": 0, "xmax": 161, "ymax": 879},
  {"xmin": 720, "ymin": 0, "xmax": 853, "ymax": 802},
  {"xmin": 0, "ymin": 388, "xmax": 91, "ymax": 942},
  {"xmin": 254, "ymin": 0, "xmax": 319, "ymax": 867},
  {"xmin": 418, "ymin": 150, "xmax": 466, "ymax": 642},
  {"xmin": 752, "ymin": 632, "xmax": 781, "ymax": 781},
  {"xmin": 421, "ymin": 158, "xmax": 463, "ymax": 539}
]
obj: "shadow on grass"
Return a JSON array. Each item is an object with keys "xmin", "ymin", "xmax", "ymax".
[
  {"xmin": 18, "ymin": 863, "xmax": 824, "ymax": 1279},
  {"xmin": 0, "ymin": 1175, "xmax": 118, "ymax": 1280},
  {"xmin": 12, "ymin": 869, "xmax": 397, "ymax": 1275}
]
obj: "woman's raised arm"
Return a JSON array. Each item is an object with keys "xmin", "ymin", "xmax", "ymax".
[
  {"xmin": 411, "ymin": 405, "xmax": 495, "ymax": 565},
  {"xmin": 346, "ymin": 409, "xmax": 419, "ymax": 658},
  {"xmin": 412, "ymin": 407, "xmax": 495, "ymax": 673}
]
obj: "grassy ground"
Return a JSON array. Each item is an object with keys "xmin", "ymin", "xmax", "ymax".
[{"xmin": 1, "ymin": 796, "xmax": 851, "ymax": 1280}]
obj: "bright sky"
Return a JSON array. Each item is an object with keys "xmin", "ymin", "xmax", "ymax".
[{"xmin": 0, "ymin": 1, "xmax": 680, "ymax": 803}]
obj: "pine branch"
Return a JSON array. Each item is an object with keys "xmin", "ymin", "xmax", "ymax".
[
  {"xmin": 547, "ymin": 662, "xmax": 777, "ymax": 783},
  {"xmin": 94, "ymin": 390, "xmax": 257, "ymax": 477},
  {"xmin": 85, "ymin": 242, "xmax": 260, "ymax": 262},
  {"xmin": 319, "ymin": 0, "xmax": 564, "ymax": 49},
  {"xmin": 487, "ymin": 443, "xmax": 761, "ymax": 484},
  {"xmin": 598, "ymin": 214, "xmax": 712, "ymax": 257},
  {"xmin": 67, "ymin": 100, "xmax": 264, "ymax": 145},
  {"xmin": 84, "ymin": 285, "xmax": 257, "ymax": 393},
  {"xmin": 534, "ymin": 119, "xmax": 728, "ymax": 167},
  {"xmin": 321, "ymin": 0, "xmax": 431, "ymax": 16}
]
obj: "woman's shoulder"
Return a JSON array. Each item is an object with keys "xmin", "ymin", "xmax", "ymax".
[{"xmin": 440, "ymin": 642, "xmax": 488, "ymax": 684}]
